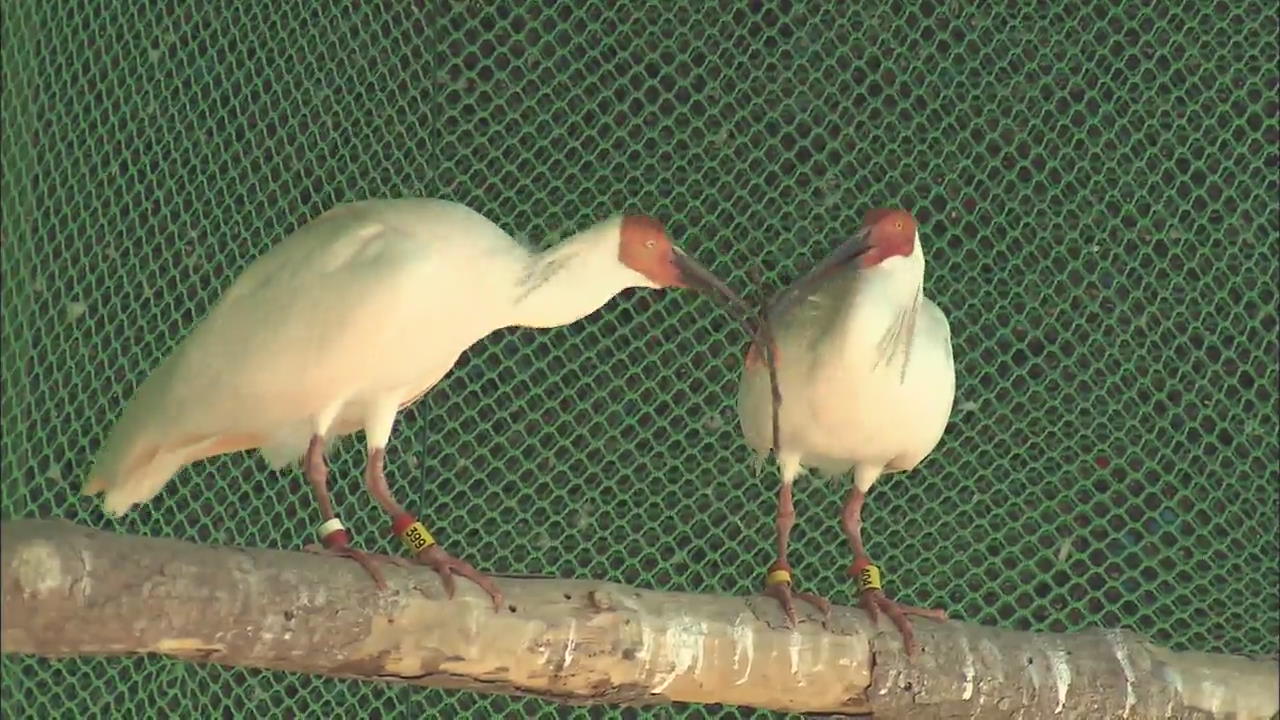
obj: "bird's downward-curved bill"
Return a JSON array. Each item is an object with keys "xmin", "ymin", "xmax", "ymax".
[
  {"xmin": 669, "ymin": 247, "xmax": 752, "ymax": 314},
  {"xmin": 768, "ymin": 227, "xmax": 872, "ymax": 320}
]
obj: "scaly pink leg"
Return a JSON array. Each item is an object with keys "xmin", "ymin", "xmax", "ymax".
[
  {"xmin": 841, "ymin": 485, "xmax": 947, "ymax": 655},
  {"xmin": 364, "ymin": 448, "xmax": 503, "ymax": 611},
  {"xmin": 763, "ymin": 482, "xmax": 832, "ymax": 628},
  {"xmin": 300, "ymin": 435, "xmax": 407, "ymax": 589}
]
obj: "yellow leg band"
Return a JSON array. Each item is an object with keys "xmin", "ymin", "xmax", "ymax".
[
  {"xmin": 858, "ymin": 564, "xmax": 883, "ymax": 592},
  {"xmin": 765, "ymin": 569, "xmax": 792, "ymax": 587},
  {"xmin": 398, "ymin": 521, "xmax": 436, "ymax": 554}
]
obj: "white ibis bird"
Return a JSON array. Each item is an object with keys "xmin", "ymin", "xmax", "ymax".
[
  {"xmin": 83, "ymin": 197, "xmax": 749, "ymax": 611},
  {"xmin": 738, "ymin": 208, "xmax": 952, "ymax": 653}
]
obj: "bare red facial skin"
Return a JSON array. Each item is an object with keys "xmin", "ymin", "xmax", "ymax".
[
  {"xmin": 858, "ymin": 208, "xmax": 917, "ymax": 268},
  {"xmin": 619, "ymin": 215, "xmax": 684, "ymax": 288}
]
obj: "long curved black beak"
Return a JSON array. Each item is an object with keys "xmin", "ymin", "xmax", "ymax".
[
  {"xmin": 671, "ymin": 247, "xmax": 753, "ymax": 316},
  {"xmin": 767, "ymin": 227, "xmax": 871, "ymax": 319}
]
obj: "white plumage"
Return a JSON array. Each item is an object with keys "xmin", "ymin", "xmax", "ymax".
[
  {"xmin": 84, "ymin": 197, "xmax": 741, "ymax": 604},
  {"xmin": 737, "ymin": 208, "xmax": 953, "ymax": 650},
  {"xmin": 739, "ymin": 224, "xmax": 954, "ymax": 489}
]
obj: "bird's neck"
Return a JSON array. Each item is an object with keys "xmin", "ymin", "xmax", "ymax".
[
  {"xmin": 859, "ymin": 247, "xmax": 925, "ymax": 306},
  {"xmin": 837, "ymin": 249, "xmax": 926, "ymax": 379},
  {"xmin": 511, "ymin": 218, "xmax": 639, "ymax": 329}
]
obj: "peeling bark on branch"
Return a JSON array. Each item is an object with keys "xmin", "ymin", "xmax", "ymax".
[{"xmin": 1, "ymin": 519, "xmax": 1275, "ymax": 718}]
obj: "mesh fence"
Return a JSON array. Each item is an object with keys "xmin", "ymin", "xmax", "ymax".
[{"xmin": 3, "ymin": 2, "xmax": 1277, "ymax": 717}]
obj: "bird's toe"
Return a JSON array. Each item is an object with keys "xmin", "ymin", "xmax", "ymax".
[
  {"xmin": 415, "ymin": 544, "xmax": 503, "ymax": 610},
  {"xmin": 303, "ymin": 541, "xmax": 391, "ymax": 590}
]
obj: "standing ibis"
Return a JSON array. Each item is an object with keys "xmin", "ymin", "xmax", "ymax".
[
  {"xmin": 738, "ymin": 208, "xmax": 952, "ymax": 653},
  {"xmin": 84, "ymin": 197, "xmax": 748, "ymax": 610}
]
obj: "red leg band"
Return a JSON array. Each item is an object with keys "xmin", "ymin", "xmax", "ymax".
[
  {"xmin": 321, "ymin": 529, "xmax": 351, "ymax": 549},
  {"xmin": 848, "ymin": 555, "xmax": 871, "ymax": 577},
  {"xmin": 390, "ymin": 513, "xmax": 417, "ymax": 536}
]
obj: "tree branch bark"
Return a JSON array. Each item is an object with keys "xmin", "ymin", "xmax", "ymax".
[{"xmin": 1, "ymin": 519, "xmax": 1275, "ymax": 718}]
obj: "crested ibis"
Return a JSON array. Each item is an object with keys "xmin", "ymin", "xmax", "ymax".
[
  {"xmin": 83, "ymin": 197, "xmax": 749, "ymax": 610},
  {"xmin": 738, "ymin": 208, "xmax": 952, "ymax": 653}
]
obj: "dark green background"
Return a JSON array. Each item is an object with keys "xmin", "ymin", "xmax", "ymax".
[{"xmin": 3, "ymin": 2, "xmax": 1276, "ymax": 717}]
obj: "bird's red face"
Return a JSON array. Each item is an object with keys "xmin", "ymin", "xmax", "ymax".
[
  {"xmin": 858, "ymin": 208, "xmax": 917, "ymax": 268},
  {"xmin": 618, "ymin": 215, "xmax": 684, "ymax": 288},
  {"xmin": 617, "ymin": 212, "xmax": 754, "ymax": 323},
  {"xmin": 618, "ymin": 214, "xmax": 743, "ymax": 300}
]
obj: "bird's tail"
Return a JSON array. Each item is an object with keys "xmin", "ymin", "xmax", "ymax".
[
  {"xmin": 82, "ymin": 360, "xmax": 177, "ymax": 515},
  {"xmin": 82, "ymin": 438, "xmax": 188, "ymax": 517},
  {"xmin": 82, "ymin": 361, "xmax": 258, "ymax": 516},
  {"xmin": 83, "ymin": 423, "xmax": 262, "ymax": 516}
]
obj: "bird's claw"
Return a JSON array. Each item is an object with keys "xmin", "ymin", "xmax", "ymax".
[
  {"xmin": 850, "ymin": 565, "xmax": 947, "ymax": 657},
  {"xmin": 764, "ymin": 580, "xmax": 833, "ymax": 629},
  {"xmin": 302, "ymin": 541, "xmax": 405, "ymax": 590},
  {"xmin": 415, "ymin": 544, "xmax": 504, "ymax": 612}
]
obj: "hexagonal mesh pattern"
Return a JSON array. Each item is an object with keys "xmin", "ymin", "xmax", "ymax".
[{"xmin": 3, "ymin": 2, "xmax": 1277, "ymax": 717}]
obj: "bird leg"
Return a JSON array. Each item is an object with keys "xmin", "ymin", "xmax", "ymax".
[
  {"xmin": 364, "ymin": 448, "xmax": 504, "ymax": 611},
  {"xmin": 300, "ymin": 435, "xmax": 404, "ymax": 589},
  {"xmin": 841, "ymin": 485, "xmax": 947, "ymax": 655},
  {"xmin": 763, "ymin": 482, "xmax": 832, "ymax": 628}
]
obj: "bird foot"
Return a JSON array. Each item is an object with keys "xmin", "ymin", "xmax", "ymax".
[
  {"xmin": 414, "ymin": 543, "xmax": 504, "ymax": 612},
  {"xmin": 848, "ymin": 558, "xmax": 947, "ymax": 656},
  {"xmin": 762, "ymin": 561, "xmax": 832, "ymax": 629},
  {"xmin": 302, "ymin": 540, "xmax": 408, "ymax": 590}
]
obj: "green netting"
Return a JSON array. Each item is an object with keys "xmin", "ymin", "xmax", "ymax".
[{"xmin": 3, "ymin": 2, "xmax": 1277, "ymax": 717}]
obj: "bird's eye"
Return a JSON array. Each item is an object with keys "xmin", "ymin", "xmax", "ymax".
[
  {"xmin": 644, "ymin": 239, "xmax": 656, "ymax": 249},
  {"xmin": 894, "ymin": 221, "xmax": 903, "ymax": 230}
]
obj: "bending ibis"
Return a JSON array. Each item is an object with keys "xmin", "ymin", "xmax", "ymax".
[
  {"xmin": 83, "ymin": 197, "xmax": 748, "ymax": 610},
  {"xmin": 738, "ymin": 208, "xmax": 952, "ymax": 653}
]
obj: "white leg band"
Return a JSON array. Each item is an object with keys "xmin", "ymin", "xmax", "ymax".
[{"xmin": 317, "ymin": 518, "xmax": 346, "ymax": 539}]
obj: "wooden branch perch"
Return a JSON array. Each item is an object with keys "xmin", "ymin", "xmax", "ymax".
[{"xmin": 2, "ymin": 519, "xmax": 1275, "ymax": 718}]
